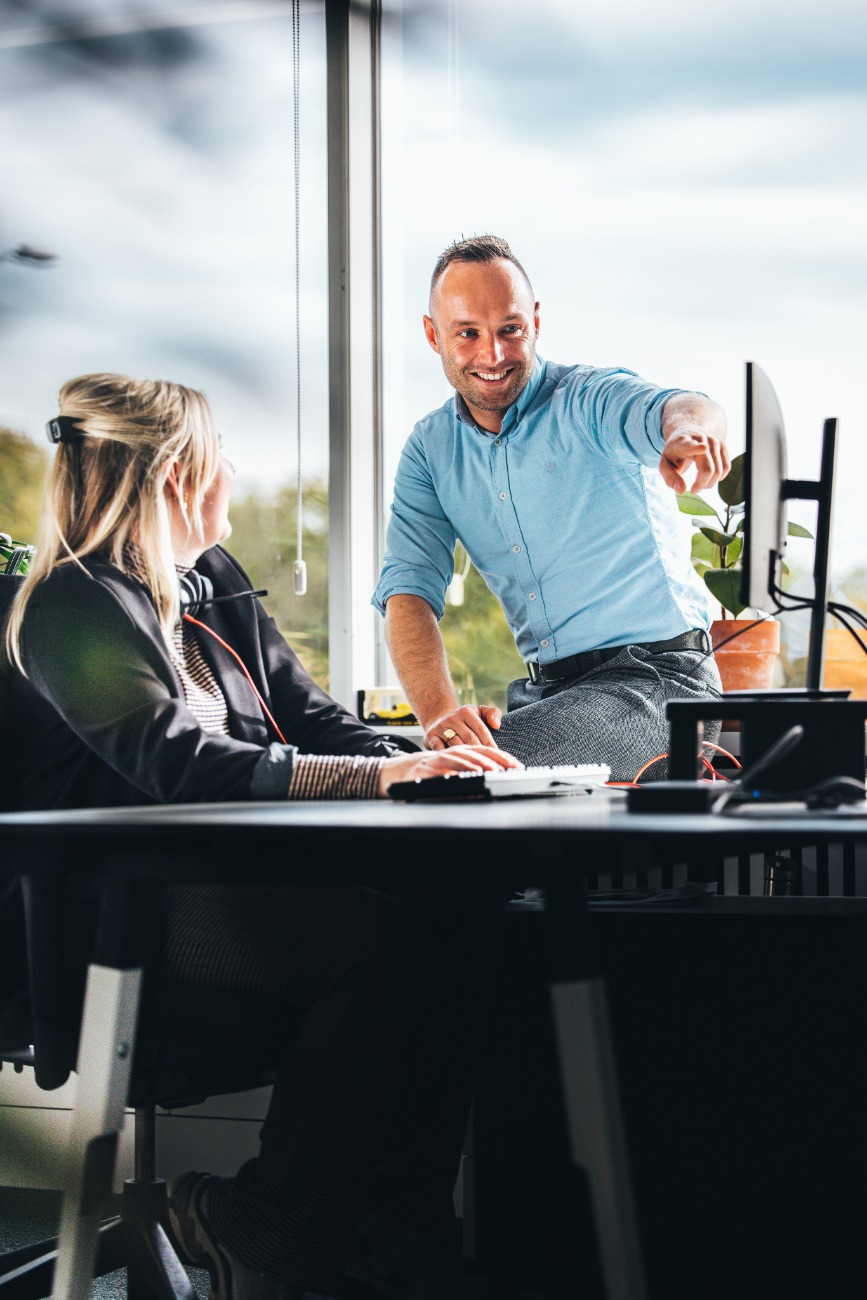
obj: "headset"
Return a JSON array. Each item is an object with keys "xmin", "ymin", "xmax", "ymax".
[
  {"xmin": 176, "ymin": 572, "xmax": 288, "ymax": 744},
  {"xmin": 177, "ymin": 569, "xmax": 267, "ymax": 616}
]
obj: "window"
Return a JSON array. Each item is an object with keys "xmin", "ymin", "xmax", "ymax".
[
  {"xmin": 0, "ymin": 0, "xmax": 330, "ymax": 684},
  {"xmin": 380, "ymin": 0, "xmax": 867, "ymax": 703}
]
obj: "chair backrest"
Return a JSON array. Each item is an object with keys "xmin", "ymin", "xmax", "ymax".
[
  {"xmin": 0, "ymin": 573, "xmax": 32, "ymax": 1067},
  {"xmin": 0, "ymin": 570, "xmax": 22, "ymax": 621},
  {"xmin": 0, "ymin": 573, "xmax": 24, "ymax": 812},
  {"xmin": 0, "ymin": 571, "xmax": 73, "ymax": 1089}
]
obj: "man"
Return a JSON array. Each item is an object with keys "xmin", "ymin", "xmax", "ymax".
[{"xmin": 372, "ymin": 235, "xmax": 728, "ymax": 781}]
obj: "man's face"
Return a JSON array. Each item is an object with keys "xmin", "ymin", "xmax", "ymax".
[{"xmin": 424, "ymin": 259, "xmax": 540, "ymax": 431}]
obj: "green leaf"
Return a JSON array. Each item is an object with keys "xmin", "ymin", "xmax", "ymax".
[
  {"xmin": 725, "ymin": 536, "xmax": 743, "ymax": 567},
  {"xmin": 677, "ymin": 492, "xmax": 717, "ymax": 517},
  {"xmin": 787, "ymin": 521, "xmax": 814, "ymax": 539},
  {"xmin": 700, "ymin": 526, "xmax": 738, "ymax": 548},
  {"xmin": 694, "ymin": 561, "xmax": 711, "ymax": 578},
  {"xmin": 691, "ymin": 532, "xmax": 715, "ymax": 563},
  {"xmin": 705, "ymin": 567, "xmax": 747, "ymax": 618},
  {"xmin": 718, "ymin": 452, "xmax": 746, "ymax": 507}
]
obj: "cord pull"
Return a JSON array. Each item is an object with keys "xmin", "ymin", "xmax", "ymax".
[
  {"xmin": 293, "ymin": 559, "xmax": 307, "ymax": 596},
  {"xmin": 448, "ymin": 573, "xmax": 465, "ymax": 606}
]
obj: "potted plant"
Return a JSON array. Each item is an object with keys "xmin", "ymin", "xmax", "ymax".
[
  {"xmin": 677, "ymin": 454, "xmax": 812, "ymax": 691},
  {"xmin": 0, "ymin": 533, "xmax": 35, "ymax": 577}
]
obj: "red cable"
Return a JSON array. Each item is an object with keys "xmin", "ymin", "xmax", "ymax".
[
  {"xmin": 182, "ymin": 612, "xmax": 288, "ymax": 744},
  {"xmin": 702, "ymin": 740, "xmax": 742, "ymax": 771}
]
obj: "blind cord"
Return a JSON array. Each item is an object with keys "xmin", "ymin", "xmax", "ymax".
[{"xmin": 292, "ymin": 0, "xmax": 306, "ymax": 596}]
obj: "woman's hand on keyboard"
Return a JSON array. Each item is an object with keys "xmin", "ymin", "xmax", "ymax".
[{"xmin": 378, "ymin": 744, "xmax": 523, "ymax": 797}]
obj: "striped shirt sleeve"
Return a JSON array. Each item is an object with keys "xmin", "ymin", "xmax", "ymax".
[{"xmin": 287, "ymin": 753, "xmax": 386, "ymax": 800}]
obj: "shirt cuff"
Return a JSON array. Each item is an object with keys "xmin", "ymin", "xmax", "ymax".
[
  {"xmin": 371, "ymin": 582, "xmax": 447, "ymax": 620},
  {"xmin": 249, "ymin": 743, "xmax": 297, "ymax": 799},
  {"xmin": 287, "ymin": 754, "xmax": 386, "ymax": 800}
]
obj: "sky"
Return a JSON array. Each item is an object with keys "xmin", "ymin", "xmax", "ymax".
[
  {"xmin": 382, "ymin": 0, "xmax": 867, "ymax": 580},
  {"xmin": 0, "ymin": 0, "xmax": 865, "ymax": 582},
  {"xmin": 0, "ymin": 0, "xmax": 327, "ymax": 491}
]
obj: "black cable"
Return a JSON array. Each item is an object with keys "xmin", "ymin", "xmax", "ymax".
[
  {"xmin": 769, "ymin": 573, "xmax": 815, "ymax": 614},
  {"xmin": 828, "ymin": 610, "xmax": 867, "ymax": 638},
  {"xmin": 680, "ymin": 596, "xmax": 867, "ymax": 690},
  {"xmin": 711, "ymin": 724, "xmax": 805, "ymax": 814},
  {"xmin": 827, "ymin": 604, "xmax": 867, "ymax": 657},
  {"xmin": 679, "ymin": 612, "xmax": 777, "ymax": 686},
  {"xmin": 828, "ymin": 600, "xmax": 867, "ymax": 633}
]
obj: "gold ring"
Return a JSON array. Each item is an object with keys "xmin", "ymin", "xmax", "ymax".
[{"xmin": 442, "ymin": 728, "xmax": 457, "ymax": 741}]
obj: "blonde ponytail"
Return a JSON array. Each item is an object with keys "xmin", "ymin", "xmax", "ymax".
[{"xmin": 6, "ymin": 373, "xmax": 219, "ymax": 671}]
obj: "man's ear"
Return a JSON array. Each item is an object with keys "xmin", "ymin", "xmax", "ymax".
[
  {"xmin": 534, "ymin": 302, "xmax": 541, "ymax": 337},
  {"xmin": 423, "ymin": 315, "xmax": 441, "ymax": 354}
]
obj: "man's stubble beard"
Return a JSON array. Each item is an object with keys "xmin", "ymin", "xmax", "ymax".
[{"xmin": 441, "ymin": 350, "xmax": 536, "ymax": 416}]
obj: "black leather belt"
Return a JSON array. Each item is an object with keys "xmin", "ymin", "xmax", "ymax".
[{"xmin": 525, "ymin": 629, "xmax": 711, "ymax": 685}]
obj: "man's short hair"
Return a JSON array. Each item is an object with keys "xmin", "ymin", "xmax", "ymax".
[{"xmin": 429, "ymin": 235, "xmax": 533, "ymax": 307}]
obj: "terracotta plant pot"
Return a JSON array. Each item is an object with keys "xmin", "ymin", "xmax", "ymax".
[
  {"xmin": 711, "ymin": 618, "xmax": 780, "ymax": 692},
  {"xmin": 823, "ymin": 626, "xmax": 867, "ymax": 699}
]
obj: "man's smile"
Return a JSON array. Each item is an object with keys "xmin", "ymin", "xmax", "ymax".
[{"xmin": 471, "ymin": 367, "xmax": 514, "ymax": 383}]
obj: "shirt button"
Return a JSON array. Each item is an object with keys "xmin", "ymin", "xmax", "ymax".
[
  {"xmin": 528, "ymin": 592, "xmax": 537, "ymax": 601},
  {"xmin": 512, "ymin": 544, "xmax": 521, "ymax": 553},
  {"xmin": 494, "ymin": 438, "xmax": 502, "ymax": 446},
  {"xmin": 541, "ymin": 639, "xmax": 549, "ymax": 647},
  {"xmin": 498, "ymin": 491, "xmax": 507, "ymax": 500}
]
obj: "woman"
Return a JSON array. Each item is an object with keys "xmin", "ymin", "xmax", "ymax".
[{"xmin": 5, "ymin": 374, "xmax": 519, "ymax": 1300}]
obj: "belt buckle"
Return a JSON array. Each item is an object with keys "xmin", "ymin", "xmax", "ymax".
[{"xmin": 526, "ymin": 661, "xmax": 541, "ymax": 685}]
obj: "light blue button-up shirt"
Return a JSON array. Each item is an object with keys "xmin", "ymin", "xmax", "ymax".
[{"xmin": 373, "ymin": 357, "xmax": 714, "ymax": 665}]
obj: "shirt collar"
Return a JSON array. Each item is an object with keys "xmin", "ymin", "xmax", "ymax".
[{"xmin": 454, "ymin": 354, "xmax": 546, "ymax": 436}]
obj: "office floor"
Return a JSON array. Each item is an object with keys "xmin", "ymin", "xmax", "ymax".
[{"xmin": 0, "ymin": 1188, "xmax": 492, "ymax": 1300}]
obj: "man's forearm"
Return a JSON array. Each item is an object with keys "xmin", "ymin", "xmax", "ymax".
[
  {"xmin": 384, "ymin": 594, "xmax": 459, "ymax": 729},
  {"xmin": 659, "ymin": 392, "xmax": 729, "ymax": 492},
  {"xmin": 662, "ymin": 393, "xmax": 726, "ymax": 444}
]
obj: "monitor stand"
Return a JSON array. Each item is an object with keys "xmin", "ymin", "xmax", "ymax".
[
  {"xmin": 668, "ymin": 694, "xmax": 867, "ymax": 792},
  {"xmin": 725, "ymin": 688, "xmax": 849, "ymax": 701}
]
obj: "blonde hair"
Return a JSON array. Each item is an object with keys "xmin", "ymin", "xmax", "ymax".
[{"xmin": 6, "ymin": 373, "xmax": 220, "ymax": 670}]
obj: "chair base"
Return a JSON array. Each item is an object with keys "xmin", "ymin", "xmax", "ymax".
[{"xmin": 0, "ymin": 1177, "xmax": 197, "ymax": 1300}]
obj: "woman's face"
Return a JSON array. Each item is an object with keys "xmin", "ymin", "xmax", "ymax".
[
  {"xmin": 199, "ymin": 451, "xmax": 236, "ymax": 550},
  {"xmin": 169, "ymin": 449, "xmax": 236, "ymax": 564}
]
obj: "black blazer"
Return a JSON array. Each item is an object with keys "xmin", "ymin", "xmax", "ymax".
[{"xmin": 7, "ymin": 546, "xmax": 395, "ymax": 810}]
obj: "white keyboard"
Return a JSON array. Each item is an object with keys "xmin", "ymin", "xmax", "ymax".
[{"xmin": 388, "ymin": 763, "xmax": 611, "ymax": 801}]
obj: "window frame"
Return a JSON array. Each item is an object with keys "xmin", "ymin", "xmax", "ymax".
[{"xmin": 325, "ymin": 0, "xmax": 387, "ymax": 710}]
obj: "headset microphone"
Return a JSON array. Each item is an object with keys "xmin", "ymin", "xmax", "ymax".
[
  {"xmin": 178, "ymin": 570, "xmax": 267, "ymax": 615},
  {"xmin": 173, "ymin": 570, "xmax": 284, "ymax": 741}
]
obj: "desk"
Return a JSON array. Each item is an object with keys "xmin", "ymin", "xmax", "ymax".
[{"xmin": 3, "ymin": 797, "xmax": 867, "ymax": 1300}]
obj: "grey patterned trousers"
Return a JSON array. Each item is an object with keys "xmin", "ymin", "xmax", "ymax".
[{"xmin": 497, "ymin": 644, "xmax": 722, "ymax": 782}]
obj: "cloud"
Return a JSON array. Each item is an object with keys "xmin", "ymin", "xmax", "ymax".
[
  {"xmin": 1, "ymin": 0, "xmax": 865, "ymax": 580},
  {"xmin": 383, "ymin": 1, "xmax": 867, "ymax": 573},
  {"xmin": 0, "ymin": 9, "xmax": 330, "ymax": 478}
]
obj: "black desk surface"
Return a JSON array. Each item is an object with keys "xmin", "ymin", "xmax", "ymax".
[
  {"xmin": 3, "ymin": 795, "xmax": 867, "ymax": 836},
  {"xmin": 4, "ymin": 797, "xmax": 866, "ymax": 1300},
  {"xmin": 1, "ymin": 795, "xmax": 866, "ymax": 886}
]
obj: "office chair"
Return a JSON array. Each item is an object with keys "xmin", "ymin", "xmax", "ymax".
[
  {"xmin": 0, "ymin": 570, "xmax": 291, "ymax": 1300},
  {"xmin": 0, "ymin": 883, "xmax": 288, "ymax": 1300}
]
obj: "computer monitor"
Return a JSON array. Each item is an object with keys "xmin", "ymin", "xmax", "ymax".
[{"xmin": 740, "ymin": 361, "xmax": 837, "ymax": 692}]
